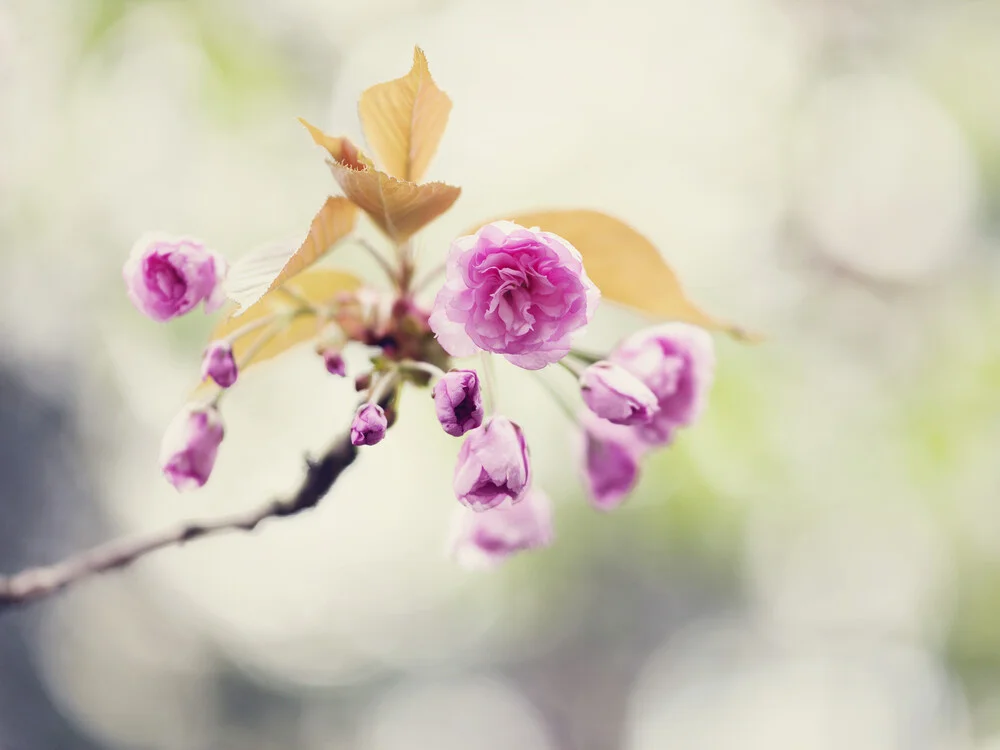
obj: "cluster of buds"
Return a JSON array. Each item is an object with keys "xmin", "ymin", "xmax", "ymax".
[
  {"xmin": 124, "ymin": 219, "xmax": 714, "ymax": 568},
  {"xmin": 122, "ymin": 48, "xmax": 726, "ymax": 570}
]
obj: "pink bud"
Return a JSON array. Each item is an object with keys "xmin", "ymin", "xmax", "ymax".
[
  {"xmin": 322, "ymin": 350, "xmax": 347, "ymax": 377},
  {"xmin": 453, "ymin": 416, "xmax": 530, "ymax": 511},
  {"xmin": 579, "ymin": 361, "xmax": 658, "ymax": 425},
  {"xmin": 201, "ymin": 342, "xmax": 238, "ymax": 388},
  {"xmin": 610, "ymin": 323, "xmax": 715, "ymax": 445},
  {"xmin": 351, "ymin": 403, "xmax": 387, "ymax": 446},
  {"xmin": 449, "ymin": 487, "xmax": 554, "ymax": 569},
  {"xmin": 160, "ymin": 406, "xmax": 225, "ymax": 491},
  {"xmin": 579, "ymin": 411, "xmax": 647, "ymax": 510},
  {"xmin": 123, "ymin": 234, "xmax": 227, "ymax": 322},
  {"xmin": 432, "ymin": 369, "xmax": 484, "ymax": 437}
]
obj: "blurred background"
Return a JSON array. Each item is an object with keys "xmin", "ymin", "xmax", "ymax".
[{"xmin": 1, "ymin": 0, "xmax": 999, "ymax": 747}]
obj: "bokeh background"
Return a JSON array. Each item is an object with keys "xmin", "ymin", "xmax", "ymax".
[{"xmin": 2, "ymin": 0, "xmax": 1000, "ymax": 747}]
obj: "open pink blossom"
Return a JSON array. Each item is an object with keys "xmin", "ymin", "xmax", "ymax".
[
  {"xmin": 611, "ymin": 323, "xmax": 715, "ymax": 446},
  {"xmin": 449, "ymin": 487, "xmax": 554, "ymax": 569},
  {"xmin": 453, "ymin": 416, "xmax": 530, "ymax": 511},
  {"xmin": 123, "ymin": 234, "xmax": 227, "ymax": 322},
  {"xmin": 429, "ymin": 221, "xmax": 600, "ymax": 370},
  {"xmin": 160, "ymin": 406, "xmax": 225, "ymax": 491}
]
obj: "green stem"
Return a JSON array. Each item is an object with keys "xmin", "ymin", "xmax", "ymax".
[
  {"xmin": 479, "ymin": 352, "xmax": 498, "ymax": 415},
  {"xmin": 530, "ymin": 371, "xmax": 578, "ymax": 424}
]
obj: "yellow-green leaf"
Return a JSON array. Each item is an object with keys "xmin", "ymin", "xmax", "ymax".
[
  {"xmin": 195, "ymin": 268, "xmax": 363, "ymax": 396},
  {"xmin": 358, "ymin": 46, "xmax": 452, "ymax": 182},
  {"xmin": 328, "ymin": 160, "xmax": 460, "ymax": 243},
  {"xmin": 475, "ymin": 209, "xmax": 756, "ymax": 341}
]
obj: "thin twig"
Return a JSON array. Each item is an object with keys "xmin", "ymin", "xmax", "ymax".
[{"xmin": 0, "ymin": 429, "xmax": 359, "ymax": 612}]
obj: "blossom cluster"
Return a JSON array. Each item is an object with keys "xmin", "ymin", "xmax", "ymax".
[{"xmin": 124, "ymin": 217, "xmax": 714, "ymax": 569}]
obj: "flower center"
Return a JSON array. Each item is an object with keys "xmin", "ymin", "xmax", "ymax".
[{"xmin": 147, "ymin": 255, "xmax": 186, "ymax": 300}]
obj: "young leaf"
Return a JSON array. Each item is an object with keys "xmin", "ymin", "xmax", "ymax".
[
  {"xmin": 476, "ymin": 210, "xmax": 756, "ymax": 341},
  {"xmin": 195, "ymin": 268, "xmax": 363, "ymax": 396},
  {"xmin": 328, "ymin": 160, "xmax": 460, "ymax": 243},
  {"xmin": 298, "ymin": 117, "xmax": 373, "ymax": 170},
  {"xmin": 358, "ymin": 46, "xmax": 452, "ymax": 182},
  {"xmin": 224, "ymin": 197, "xmax": 358, "ymax": 315},
  {"xmin": 300, "ymin": 117, "xmax": 461, "ymax": 243}
]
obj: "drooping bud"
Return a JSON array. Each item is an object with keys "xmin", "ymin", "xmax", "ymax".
[
  {"xmin": 351, "ymin": 403, "xmax": 387, "ymax": 446},
  {"xmin": 453, "ymin": 416, "xmax": 530, "ymax": 511},
  {"xmin": 160, "ymin": 406, "xmax": 225, "ymax": 491},
  {"xmin": 610, "ymin": 323, "xmax": 715, "ymax": 445},
  {"xmin": 579, "ymin": 411, "xmax": 647, "ymax": 510},
  {"xmin": 432, "ymin": 369, "xmax": 484, "ymax": 437},
  {"xmin": 123, "ymin": 234, "xmax": 227, "ymax": 322},
  {"xmin": 322, "ymin": 350, "xmax": 347, "ymax": 377},
  {"xmin": 449, "ymin": 487, "xmax": 554, "ymax": 569},
  {"xmin": 579, "ymin": 361, "xmax": 658, "ymax": 425},
  {"xmin": 201, "ymin": 341, "xmax": 238, "ymax": 388}
]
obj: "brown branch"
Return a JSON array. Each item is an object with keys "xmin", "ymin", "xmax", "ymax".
[{"xmin": 0, "ymin": 429, "xmax": 359, "ymax": 612}]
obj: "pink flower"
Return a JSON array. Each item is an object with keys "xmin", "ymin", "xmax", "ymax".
[
  {"xmin": 611, "ymin": 323, "xmax": 715, "ymax": 445},
  {"xmin": 123, "ymin": 234, "xmax": 227, "ymax": 322},
  {"xmin": 453, "ymin": 416, "xmax": 530, "ymax": 511},
  {"xmin": 429, "ymin": 221, "xmax": 600, "ymax": 370},
  {"xmin": 160, "ymin": 406, "xmax": 225, "ymax": 491},
  {"xmin": 351, "ymin": 403, "xmax": 387, "ymax": 446},
  {"xmin": 579, "ymin": 411, "xmax": 647, "ymax": 510},
  {"xmin": 201, "ymin": 342, "xmax": 238, "ymax": 388},
  {"xmin": 432, "ymin": 369, "xmax": 484, "ymax": 437},
  {"xmin": 579, "ymin": 361, "xmax": 658, "ymax": 425},
  {"xmin": 449, "ymin": 487, "xmax": 554, "ymax": 569}
]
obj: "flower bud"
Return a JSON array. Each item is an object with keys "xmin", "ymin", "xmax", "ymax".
[
  {"xmin": 123, "ymin": 234, "xmax": 227, "ymax": 322},
  {"xmin": 351, "ymin": 403, "xmax": 387, "ymax": 446},
  {"xmin": 579, "ymin": 411, "xmax": 646, "ymax": 510},
  {"xmin": 453, "ymin": 416, "xmax": 530, "ymax": 511},
  {"xmin": 610, "ymin": 323, "xmax": 715, "ymax": 445},
  {"xmin": 322, "ymin": 350, "xmax": 347, "ymax": 377},
  {"xmin": 160, "ymin": 406, "xmax": 225, "ymax": 491},
  {"xmin": 449, "ymin": 487, "xmax": 554, "ymax": 569},
  {"xmin": 579, "ymin": 361, "xmax": 658, "ymax": 425},
  {"xmin": 432, "ymin": 369, "xmax": 484, "ymax": 437},
  {"xmin": 201, "ymin": 341, "xmax": 238, "ymax": 388}
]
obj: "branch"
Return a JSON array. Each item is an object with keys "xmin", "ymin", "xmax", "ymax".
[{"xmin": 0, "ymin": 429, "xmax": 359, "ymax": 612}]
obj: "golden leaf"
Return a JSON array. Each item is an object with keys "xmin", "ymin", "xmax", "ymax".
[
  {"xmin": 195, "ymin": 269, "xmax": 363, "ymax": 396},
  {"xmin": 475, "ymin": 210, "xmax": 756, "ymax": 341},
  {"xmin": 299, "ymin": 117, "xmax": 461, "ymax": 243},
  {"xmin": 261, "ymin": 196, "xmax": 358, "ymax": 295},
  {"xmin": 328, "ymin": 160, "xmax": 460, "ymax": 243},
  {"xmin": 358, "ymin": 46, "xmax": 452, "ymax": 182},
  {"xmin": 298, "ymin": 117, "xmax": 373, "ymax": 170},
  {"xmin": 224, "ymin": 198, "xmax": 358, "ymax": 315}
]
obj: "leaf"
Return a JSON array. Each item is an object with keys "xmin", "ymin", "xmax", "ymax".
[
  {"xmin": 475, "ymin": 210, "xmax": 757, "ymax": 341},
  {"xmin": 194, "ymin": 268, "xmax": 363, "ymax": 396},
  {"xmin": 223, "ymin": 197, "xmax": 358, "ymax": 315},
  {"xmin": 298, "ymin": 117, "xmax": 373, "ymax": 170},
  {"xmin": 328, "ymin": 161, "xmax": 460, "ymax": 243},
  {"xmin": 299, "ymin": 117, "xmax": 461, "ymax": 243},
  {"xmin": 358, "ymin": 46, "xmax": 452, "ymax": 183}
]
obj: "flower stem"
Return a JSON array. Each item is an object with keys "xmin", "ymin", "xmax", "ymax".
[
  {"xmin": 411, "ymin": 262, "xmax": 446, "ymax": 296},
  {"xmin": 530, "ymin": 370, "xmax": 578, "ymax": 424},
  {"xmin": 356, "ymin": 237, "xmax": 400, "ymax": 288},
  {"xmin": 479, "ymin": 352, "xmax": 498, "ymax": 415},
  {"xmin": 399, "ymin": 359, "xmax": 446, "ymax": 382},
  {"xmin": 557, "ymin": 357, "xmax": 585, "ymax": 378},
  {"xmin": 220, "ymin": 314, "xmax": 277, "ymax": 345},
  {"xmin": 567, "ymin": 349, "xmax": 605, "ymax": 365}
]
